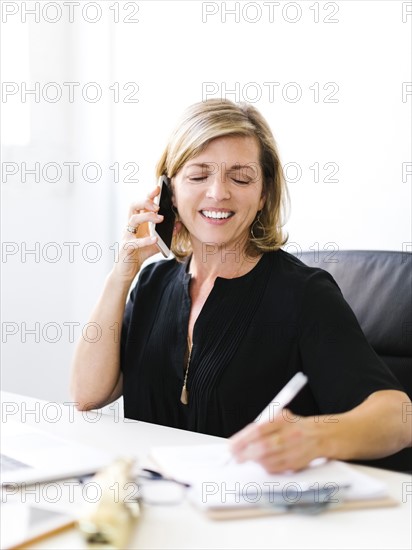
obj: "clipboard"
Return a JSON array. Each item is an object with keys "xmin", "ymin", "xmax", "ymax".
[
  {"xmin": 200, "ymin": 495, "xmax": 399, "ymax": 520},
  {"xmin": 150, "ymin": 443, "xmax": 399, "ymax": 520}
]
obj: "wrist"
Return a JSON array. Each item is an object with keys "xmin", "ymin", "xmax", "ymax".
[
  {"xmin": 105, "ymin": 269, "xmax": 136, "ymax": 297},
  {"xmin": 315, "ymin": 412, "xmax": 353, "ymax": 461}
]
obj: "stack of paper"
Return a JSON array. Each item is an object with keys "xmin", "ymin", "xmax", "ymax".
[{"xmin": 150, "ymin": 444, "xmax": 393, "ymax": 517}]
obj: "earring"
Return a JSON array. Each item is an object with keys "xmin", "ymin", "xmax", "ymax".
[{"xmin": 250, "ymin": 211, "xmax": 264, "ymax": 239}]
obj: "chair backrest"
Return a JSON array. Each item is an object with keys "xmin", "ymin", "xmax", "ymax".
[{"xmin": 298, "ymin": 250, "xmax": 412, "ymax": 472}]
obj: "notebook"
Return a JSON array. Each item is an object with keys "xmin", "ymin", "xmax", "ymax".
[
  {"xmin": 1, "ymin": 420, "xmax": 114, "ymax": 486},
  {"xmin": 0, "ymin": 501, "xmax": 75, "ymax": 550},
  {"xmin": 150, "ymin": 443, "xmax": 397, "ymax": 518}
]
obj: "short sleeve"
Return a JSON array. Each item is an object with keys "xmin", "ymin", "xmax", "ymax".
[
  {"xmin": 119, "ymin": 258, "xmax": 179, "ymax": 373},
  {"xmin": 298, "ymin": 270, "xmax": 404, "ymax": 414},
  {"xmin": 119, "ymin": 283, "xmax": 138, "ymax": 371},
  {"xmin": 119, "ymin": 261, "xmax": 158, "ymax": 371}
]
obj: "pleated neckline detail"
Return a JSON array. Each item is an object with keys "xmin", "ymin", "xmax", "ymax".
[{"xmin": 177, "ymin": 253, "xmax": 272, "ymax": 431}]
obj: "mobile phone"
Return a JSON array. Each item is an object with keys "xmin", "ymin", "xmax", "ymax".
[{"xmin": 150, "ymin": 175, "xmax": 176, "ymax": 258}]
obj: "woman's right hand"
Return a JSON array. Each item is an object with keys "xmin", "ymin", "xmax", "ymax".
[
  {"xmin": 71, "ymin": 187, "xmax": 165, "ymax": 410},
  {"xmin": 110, "ymin": 186, "xmax": 164, "ymax": 283}
]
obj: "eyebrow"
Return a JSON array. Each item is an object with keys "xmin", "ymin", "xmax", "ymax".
[{"xmin": 185, "ymin": 163, "xmax": 258, "ymax": 170}]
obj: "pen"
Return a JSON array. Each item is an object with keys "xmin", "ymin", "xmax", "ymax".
[
  {"xmin": 254, "ymin": 371, "xmax": 308, "ymax": 424},
  {"xmin": 224, "ymin": 372, "xmax": 308, "ymax": 465}
]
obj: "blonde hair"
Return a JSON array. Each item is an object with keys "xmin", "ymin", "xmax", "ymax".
[{"xmin": 156, "ymin": 99, "xmax": 289, "ymax": 260}]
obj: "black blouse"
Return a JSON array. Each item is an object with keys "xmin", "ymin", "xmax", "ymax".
[{"xmin": 120, "ymin": 250, "xmax": 403, "ymax": 437}]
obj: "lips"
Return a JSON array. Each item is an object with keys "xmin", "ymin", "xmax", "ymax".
[{"xmin": 200, "ymin": 209, "xmax": 234, "ymax": 220}]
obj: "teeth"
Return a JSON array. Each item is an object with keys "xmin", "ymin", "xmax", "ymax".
[{"xmin": 201, "ymin": 210, "xmax": 232, "ymax": 219}]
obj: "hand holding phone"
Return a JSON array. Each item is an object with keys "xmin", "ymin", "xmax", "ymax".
[{"xmin": 149, "ymin": 175, "xmax": 176, "ymax": 257}]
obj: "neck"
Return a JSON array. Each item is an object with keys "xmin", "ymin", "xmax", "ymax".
[{"xmin": 188, "ymin": 239, "xmax": 260, "ymax": 283}]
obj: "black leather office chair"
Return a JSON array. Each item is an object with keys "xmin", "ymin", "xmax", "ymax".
[{"xmin": 298, "ymin": 250, "xmax": 412, "ymax": 473}]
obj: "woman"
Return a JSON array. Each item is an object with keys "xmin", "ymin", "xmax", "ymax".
[{"xmin": 71, "ymin": 99, "xmax": 411, "ymax": 473}]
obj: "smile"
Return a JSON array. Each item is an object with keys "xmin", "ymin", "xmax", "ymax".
[{"xmin": 200, "ymin": 210, "xmax": 234, "ymax": 220}]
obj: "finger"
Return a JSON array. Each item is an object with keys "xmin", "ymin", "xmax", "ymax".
[
  {"xmin": 128, "ymin": 212, "xmax": 163, "ymax": 229},
  {"xmin": 123, "ymin": 213, "xmax": 163, "ymax": 240},
  {"xmin": 128, "ymin": 193, "xmax": 160, "ymax": 218},
  {"xmin": 229, "ymin": 423, "xmax": 262, "ymax": 451},
  {"xmin": 120, "ymin": 235, "xmax": 158, "ymax": 258},
  {"xmin": 133, "ymin": 235, "xmax": 160, "ymax": 261},
  {"xmin": 129, "ymin": 200, "xmax": 159, "ymax": 217},
  {"xmin": 136, "ymin": 235, "xmax": 158, "ymax": 249},
  {"xmin": 259, "ymin": 452, "xmax": 296, "ymax": 474},
  {"xmin": 125, "ymin": 224, "xmax": 138, "ymax": 236},
  {"xmin": 148, "ymin": 186, "xmax": 161, "ymax": 199},
  {"xmin": 242, "ymin": 425, "xmax": 312, "ymax": 472},
  {"xmin": 230, "ymin": 414, "xmax": 287, "ymax": 452},
  {"xmin": 141, "ymin": 186, "xmax": 161, "ymax": 211},
  {"xmin": 233, "ymin": 430, "xmax": 284, "ymax": 464},
  {"xmin": 259, "ymin": 442, "xmax": 312, "ymax": 474}
]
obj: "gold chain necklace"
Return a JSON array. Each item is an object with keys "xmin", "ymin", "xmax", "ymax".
[
  {"xmin": 180, "ymin": 336, "xmax": 192, "ymax": 405},
  {"xmin": 180, "ymin": 255, "xmax": 250, "ymax": 405}
]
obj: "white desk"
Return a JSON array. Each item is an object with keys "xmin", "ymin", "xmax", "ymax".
[{"xmin": 1, "ymin": 391, "xmax": 411, "ymax": 550}]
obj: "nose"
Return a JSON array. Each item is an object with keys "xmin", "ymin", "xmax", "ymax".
[{"xmin": 205, "ymin": 173, "xmax": 231, "ymax": 201}]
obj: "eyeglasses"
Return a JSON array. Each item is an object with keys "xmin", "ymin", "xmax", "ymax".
[
  {"xmin": 78, "ymin": 467, "xmax": 191, "ymax": 506},
  {"xmin": 135, "ymin": 468, "xmax": 191, "ymax": 505},
  {"xmin": 79, "ymin": 469, "xmax": 344, "ymax": 515}
]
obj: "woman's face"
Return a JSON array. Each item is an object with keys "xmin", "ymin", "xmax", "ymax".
[{"xmin": 172, "ymin": 135, "xmax": 265, "ymax": 255}]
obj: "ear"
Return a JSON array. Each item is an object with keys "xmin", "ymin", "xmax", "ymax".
[
  {"xmin": 258, "ymin": 192, "xmax": 266, "ymax": 211},
  {"xmin": 173, "ymin": 221, "xmax": 183, "ymax": 234}
]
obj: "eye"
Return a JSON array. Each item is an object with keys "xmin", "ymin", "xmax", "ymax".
[
  {"xmin": 232, "ymin": 178, "xmax": 251, "ymax": 185},
  {"xmin": 188, "ymin": 176, "xmax": 207, "ymax": 182}
]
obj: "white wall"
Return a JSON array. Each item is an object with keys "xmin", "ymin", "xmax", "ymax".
[{"xmin": 1, "ymin": 1, "xmax": 411, "ymax": 402}]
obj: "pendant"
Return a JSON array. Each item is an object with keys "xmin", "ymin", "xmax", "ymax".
[{"xmin": 180, "ymin": 385, "xmax": 188, "ymax": 405}]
